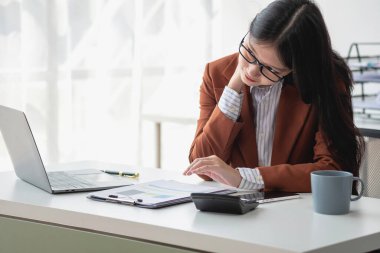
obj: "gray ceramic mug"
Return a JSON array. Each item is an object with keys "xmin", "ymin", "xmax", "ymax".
[{"xmin": 311, "ymin": 170, "xmax": 364, "ymax": 215}]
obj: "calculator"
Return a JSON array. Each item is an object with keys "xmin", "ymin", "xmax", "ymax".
[{"xmin": 191, "ymin": 192, "xmax": 260, "ymax": 214}]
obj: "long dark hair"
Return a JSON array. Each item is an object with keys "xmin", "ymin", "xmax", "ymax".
[{"xmin": 249, "ymin": 0, "xmax": 364, "ymax": 176}]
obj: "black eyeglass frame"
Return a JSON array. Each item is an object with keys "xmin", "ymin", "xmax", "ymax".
[{"xmin": 239, "ymin": 33, "xmax": 285, "ymax": 82}]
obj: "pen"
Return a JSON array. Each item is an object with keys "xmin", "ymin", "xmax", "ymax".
[
  {"xmin": 108, "ymin": 194, "xmax": 143, "ymax": 202},
  {"xmin": 101, "ymin": 170, "xmax": 139, "ymax": 178}
]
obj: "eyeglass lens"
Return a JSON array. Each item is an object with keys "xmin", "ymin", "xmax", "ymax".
[{"xmin": 239, "ymin": 43, "xmax": 281, "ymax": 82}]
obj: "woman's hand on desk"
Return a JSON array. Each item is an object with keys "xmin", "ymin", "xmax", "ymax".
[{"xmin": 183, "ymin": 155, "xmax": 242, "ymax": 188}]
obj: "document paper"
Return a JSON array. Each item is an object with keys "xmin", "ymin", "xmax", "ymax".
[{"xmin": 87, "ymin": 180, "xmax": 235, "ymax": 208}]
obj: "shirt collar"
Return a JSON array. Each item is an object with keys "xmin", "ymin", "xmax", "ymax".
[{"xmin": 250, "ymin": 79, "xmax": 283, "ymax": 95}]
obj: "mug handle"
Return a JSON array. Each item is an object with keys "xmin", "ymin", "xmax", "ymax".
[{"xmin": 351, "ymin": 177, "xmax": 365, "ymax": 201}]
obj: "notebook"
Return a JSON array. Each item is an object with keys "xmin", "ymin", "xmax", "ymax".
[{"xmin": 0, "ymin": 105, "xmax": 132, "ymax": 194}]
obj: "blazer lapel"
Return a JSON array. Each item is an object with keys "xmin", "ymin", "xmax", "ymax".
[{"xmin": 271, "ymin": 84, "xmax": 311, "ymax": 165}]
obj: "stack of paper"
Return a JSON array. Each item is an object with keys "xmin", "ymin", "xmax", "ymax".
[{"xmin": 87, "ymin": 180, "xmax": 235, "ymax": 208}]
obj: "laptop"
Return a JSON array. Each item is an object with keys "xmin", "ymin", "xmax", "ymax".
[{"xmin": 0, "ymin": 105, "xmax": 133, "ymax": 194}]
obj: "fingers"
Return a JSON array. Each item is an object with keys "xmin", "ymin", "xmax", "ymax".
[
  {"xmin": 190, "ymin": 165, "xmax": 229, "ymax": 185},
  {"xmin": 187, "ymin": 160, "xmax": 242, "ymax": 187},
  {"xmin": 184, "ymin": 159, "xmax": 213, "ymax": 176},
  {"xmin": 183, "ymin": 158, "xmax": 200, "ymax": 175},
  {"xmin": 190, "ymin": 164, "xmax": 213, "ymax": 175},
  {"xmin": 183, "ymin": 156, "xmax": 216, "ymax": 175},
  {"xmin": 183, "ymin": 155, "xmax": 234, "ymax": 185}
]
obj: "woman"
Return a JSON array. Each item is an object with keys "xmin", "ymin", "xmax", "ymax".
[{"xmin": 183, "ymin": 0, "xmax": 364, "ymax": 192}]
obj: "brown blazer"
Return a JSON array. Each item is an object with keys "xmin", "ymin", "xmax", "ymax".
[{"xmin": 189, "ymin": 53, "xmax": 341, "ymax": 192}]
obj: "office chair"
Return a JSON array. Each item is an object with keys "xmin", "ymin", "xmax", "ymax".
[{"xmin": 359, "ymin": 128, "xmax": 380, "ymax": 199}]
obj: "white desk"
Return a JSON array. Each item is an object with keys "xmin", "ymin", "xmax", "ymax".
[{"xmin": 1, "ymin": 161, "xmax": 380, "ymax": 253}]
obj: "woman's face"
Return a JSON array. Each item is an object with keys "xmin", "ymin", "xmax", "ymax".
[{"xmin": 239, "ymin": 36, "xmax": 291, "ymax": 87}]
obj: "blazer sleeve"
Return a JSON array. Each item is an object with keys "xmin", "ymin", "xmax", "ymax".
[
  {"xmin": 258, "ymin": 129, "xmax": 342, "ymax": 193},
  {"xmin": 189, "ymin": 63, "xmax": 244, "ymax": 169}
]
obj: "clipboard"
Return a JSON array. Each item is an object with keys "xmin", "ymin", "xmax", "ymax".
[{"xmin": 87, "ymin": 180, "xmax": 236, "ymax": 209}]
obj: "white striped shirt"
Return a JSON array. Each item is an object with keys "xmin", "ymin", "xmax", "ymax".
[{"xmin": 218, "ymin": 81, "xmax": 283, "ymax": 190}]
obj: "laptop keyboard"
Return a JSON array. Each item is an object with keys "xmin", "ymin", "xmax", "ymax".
[{"xmin": 48, "ymin": 172, "xmax": 95, "ymax": 189}]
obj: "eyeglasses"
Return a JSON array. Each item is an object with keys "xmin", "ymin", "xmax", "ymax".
[{"xmin": 239, "ymin": 33, "xmax": 285, "ymax": 82}]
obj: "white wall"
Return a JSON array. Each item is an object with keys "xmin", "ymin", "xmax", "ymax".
[
  {"xmin": 214, "ymin": 0, "xmax": 380, "ymax": 58},
  {"xmin": 318, "ymin": 0, "xmax": 380, "ymax": 56}
]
